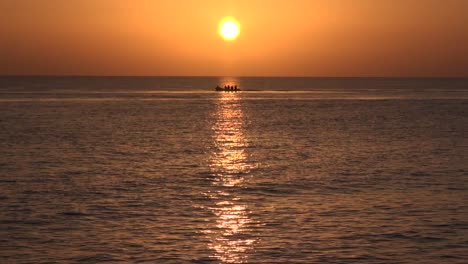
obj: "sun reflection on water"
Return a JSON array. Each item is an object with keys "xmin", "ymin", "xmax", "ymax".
[{"xmin": 205, "ymin": 88, "xmax": 257, "ymax": 263}]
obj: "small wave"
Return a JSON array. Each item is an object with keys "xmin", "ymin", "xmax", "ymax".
[{"xmin": 75, "ymin": 254, "xmax": 120, "ymax": 262}]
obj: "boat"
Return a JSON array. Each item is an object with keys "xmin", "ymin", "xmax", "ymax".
[{"xmin": 215, "ymin": 85, "xmax": 240, "ymax": 92}]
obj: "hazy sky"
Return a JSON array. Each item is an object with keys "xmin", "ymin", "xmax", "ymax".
[{"xmin": 1, "ymin": 0, "xmax": 467, "ymax": 76}]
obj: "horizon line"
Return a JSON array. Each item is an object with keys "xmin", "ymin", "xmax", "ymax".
[{"xmin": 1, "ymin": 74, "xmax": 467, "ymax": 79}]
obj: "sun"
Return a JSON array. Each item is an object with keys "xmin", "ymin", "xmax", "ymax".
[{"xmin": 218, "ymin": 17, "xmax": 240, "ymax": 41}]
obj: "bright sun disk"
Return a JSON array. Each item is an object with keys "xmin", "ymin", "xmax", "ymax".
[{"xmin": 219, "ymin": 18, "xmax": 240, "ymax": 41}]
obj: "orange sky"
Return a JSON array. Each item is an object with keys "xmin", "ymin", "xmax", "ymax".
[{"xmin": 1, "ymin": 0, "xmax": 467, "ymax": 77}]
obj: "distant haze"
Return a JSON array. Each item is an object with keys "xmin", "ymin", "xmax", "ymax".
[{"xmin": 1, "ymin": 0, "xmax": 467, "ymax": 77}]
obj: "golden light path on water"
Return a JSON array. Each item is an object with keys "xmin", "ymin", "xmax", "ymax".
[{"xmin": 205, "ymin": 81, "xmax": 257, "ymax": 263}]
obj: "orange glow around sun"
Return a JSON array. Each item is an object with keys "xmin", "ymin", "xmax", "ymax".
[{"xmin": 218, "ymin": 17, "xmax": 240, "ymax": 41}]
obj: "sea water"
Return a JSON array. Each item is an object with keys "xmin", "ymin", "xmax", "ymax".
[{"xmin": 1, "ymin": 77, "xmax": 467, "ymax": 263}]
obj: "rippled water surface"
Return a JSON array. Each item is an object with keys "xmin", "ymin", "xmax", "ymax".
[{"xmin": 1, "ymin": 77, "xmax": 467, "ymax": 263}]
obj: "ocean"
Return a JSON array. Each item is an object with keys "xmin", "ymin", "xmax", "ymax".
[{"xmin": 1, "ymin": 77, "xmax": 467, "ymax": 263}]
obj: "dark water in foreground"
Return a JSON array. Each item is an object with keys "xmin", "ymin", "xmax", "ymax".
[{"xmin": 1, "ymin": 77, "xmax": 467, "ymax": 263}]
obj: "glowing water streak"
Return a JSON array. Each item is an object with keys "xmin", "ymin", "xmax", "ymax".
[{"xmin": 205, "ymin": 89, "xmax": 256, "ymax": 263}]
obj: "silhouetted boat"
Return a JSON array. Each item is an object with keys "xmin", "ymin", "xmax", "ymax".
[{"xmin": 215, "ymin": 85, "xmax": 240, "ymax": 92}]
